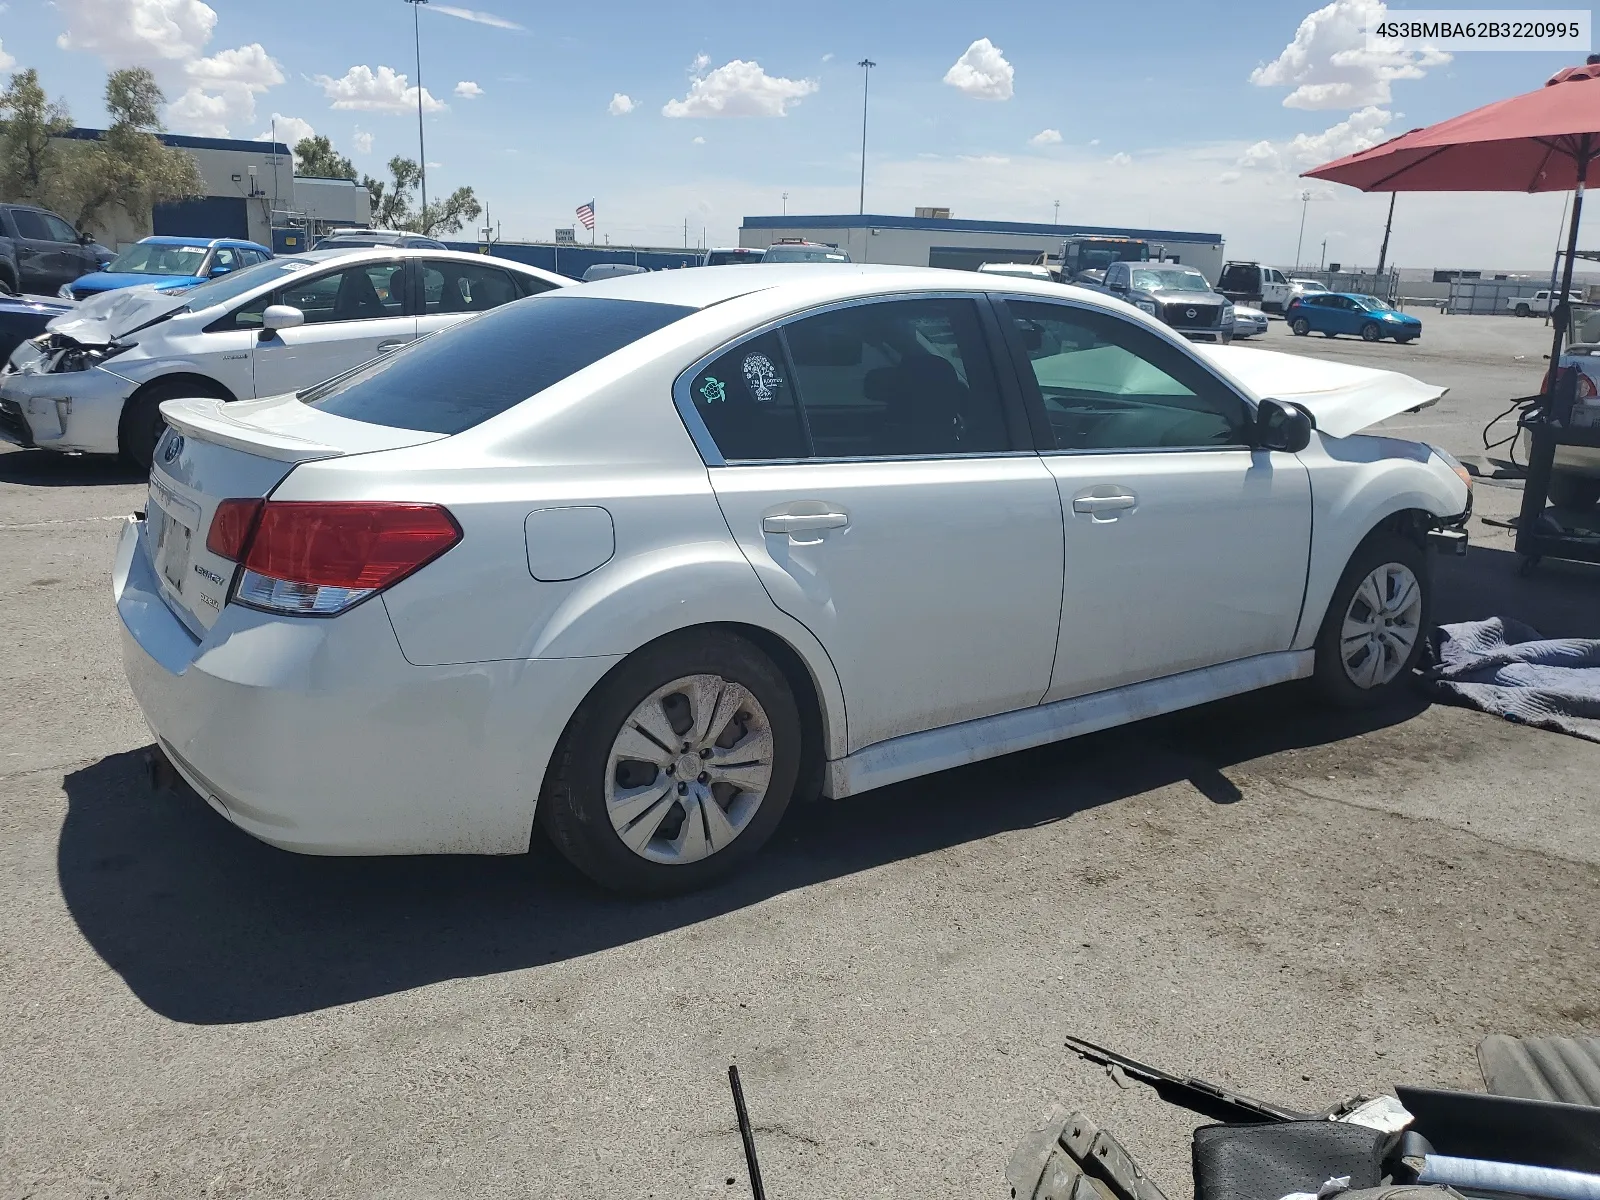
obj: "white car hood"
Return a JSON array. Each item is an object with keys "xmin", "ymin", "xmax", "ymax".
[
  {"xmin": 46, "ymin": 284, "xmax": 185, "ymax": 345},
  {"xmin": 1194, "ymin": 345, "xmax": 1446, "ymax": 439}
]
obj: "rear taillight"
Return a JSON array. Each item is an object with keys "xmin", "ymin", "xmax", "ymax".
[
  {"xmin": 222, "ymin": 501, "xmax": 461, "ymax": 616},
  {"xmin": 206, "ymin": 498, "xmax": 264, "ymax": 559}
]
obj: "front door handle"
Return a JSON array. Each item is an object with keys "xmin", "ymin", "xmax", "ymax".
[
  {"xmin": 761, "ymin": 511, "xmax": 849, "ymax": 535},
  {"xmin": 376, "ymin": 338, "xmax": 411, "ymax": 352},
  {"xmin": 1072, "ymin": 492, "xmax": 1137, "ymax": 515}
]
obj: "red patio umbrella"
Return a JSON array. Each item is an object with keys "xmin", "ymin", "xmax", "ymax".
[
  {"xmin": 1306, "ymin": 63, "xmax": 1600, "ymax": 561},
  {"xmin": 1304, "ymin": 62, "xmax": 1600, "ymax": 368}
]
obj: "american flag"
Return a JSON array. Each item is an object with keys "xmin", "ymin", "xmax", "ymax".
[{"xmin": 576, "ymin": 200, "xmax": 596, "ymax": 231}]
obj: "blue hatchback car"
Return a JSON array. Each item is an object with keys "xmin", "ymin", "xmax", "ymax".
[
  {"xmin": 62, "ymin": 235, "xmax": 273, "ymax": 301},
  {"xmin": 1286, "ymin": 292, "xmax": 1421, "ymax": 343}
]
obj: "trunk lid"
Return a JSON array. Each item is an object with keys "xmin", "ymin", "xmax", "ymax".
[
  {"xmin": 1192, "ymin": 344, "xmax": 1447, "ymax": 439},
  {"xmin": 144, "ymin": 394, "xmax": 444, "ymax": 635}
]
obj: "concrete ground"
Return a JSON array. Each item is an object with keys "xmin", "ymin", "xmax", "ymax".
[{"xmin": 2, "ymin": 314, "xmax": 1597, "ymax": 1200}]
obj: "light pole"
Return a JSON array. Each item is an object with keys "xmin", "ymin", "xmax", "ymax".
[
  {"xmin": 857, "ymin": 58, "xmax": 876, "ymax": 215},
  {"xmin": 1295, "ymin": 190, "xmax": 1311, "ymax": 270},
  {"xmin": 405, "ymin": 0, "xmax": 429, "ymax": 222},
  {"xmin": 1053, "ymin": 199, "xmax": 1060, "ymax": 224},
  {"xmin": 782, "ymin": 191, "xmax": 788, "ymax": 216}
]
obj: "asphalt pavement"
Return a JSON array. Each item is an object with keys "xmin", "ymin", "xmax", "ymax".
[{"xmin": 1, "ymin": 313, "xmax": 1597, "ymax": 1199}]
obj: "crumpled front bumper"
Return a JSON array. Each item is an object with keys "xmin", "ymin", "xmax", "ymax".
[{"xmin": 0, "ymin": 361, "xmax": 137, "ymax": 454}]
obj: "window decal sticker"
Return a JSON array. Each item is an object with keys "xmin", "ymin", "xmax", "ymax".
[
  {"xmin": 742, "ymin": 352, "xmax": 780, "ymax": 403},
  {"xmin": 698, "ymin": 375, "xmax": 727, "ymax": 404}
]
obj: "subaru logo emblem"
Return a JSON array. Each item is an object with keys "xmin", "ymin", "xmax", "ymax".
[
  {"xmin": 1185, "ymin": 307, "xmax": 1197, "ymax": 319},
  {"xmin": 162, "ymin": 433, "xmax": 184, "ymax": 464}
]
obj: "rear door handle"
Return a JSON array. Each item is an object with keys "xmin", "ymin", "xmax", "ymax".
[
  {"xmin": 1072, "ymin": 490, "xmax": 1138, "ymax": 516},
  {"xmin": 376, "ymin": 338, "xmax": 411, "ymax": 352},
  {"xmin": 761, "ymin": 511, "xmax": 849, "ymax": 535}
]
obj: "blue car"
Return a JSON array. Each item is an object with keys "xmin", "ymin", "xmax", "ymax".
[
  {"xmin": 1286, "ymin": 292, "xmax": 1421, "ymax": 343},
  {"xmin": 61, "ymin": 235, "xmax": 273, "ymax": 301}
]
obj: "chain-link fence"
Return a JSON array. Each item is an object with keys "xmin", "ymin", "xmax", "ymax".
[{"xmin": 1446, "ymin": 277, "xmax": 1550, "ymax": 315}]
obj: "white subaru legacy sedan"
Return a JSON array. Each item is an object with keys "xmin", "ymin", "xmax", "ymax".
[
  {"xmin": 115, "ymin": 265, "xmax": 1472, "ymax": 893},
  {"xmin": 1, "ymin": 248, "xmax": 569, "ymax": 468}
]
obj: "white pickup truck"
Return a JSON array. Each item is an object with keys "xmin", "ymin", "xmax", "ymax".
[{"xmin": 1507, "ymin": 289, "xmax": 1582, "ymax": 316}]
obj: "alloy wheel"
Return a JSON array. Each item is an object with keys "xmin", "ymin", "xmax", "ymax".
[
  {"xmin": 1340, "ymin": 562, "xmax": 1422, "ymax": 689},
  {"xmin": 604, "ymin": 674, "xmax": 774, "ymax": 864}
]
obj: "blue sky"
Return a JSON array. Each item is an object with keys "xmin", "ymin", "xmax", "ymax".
[{"xmin": 0, "ymin": 0, "xmax": 1588, "ymax": 266}]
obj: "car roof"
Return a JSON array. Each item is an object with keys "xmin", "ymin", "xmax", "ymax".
[
  {"xmin": 277, "ymin": 247, "xmax": 566, "ymax": 279},
  {"xmin": 138, "ymin": 235, "xmax": 270, "ymax": 251},
  {"xmin": 567, "ymin": 262, "xmax": 1141, "ymax": 316}
]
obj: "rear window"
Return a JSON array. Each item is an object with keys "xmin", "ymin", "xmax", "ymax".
[{"xmin": 300, "ymin": 294, "xmax": 696, "ymax": 434}]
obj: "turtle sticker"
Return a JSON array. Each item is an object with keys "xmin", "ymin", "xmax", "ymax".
[
  {"xmin": 741, "ymin": 352, "xmax": 780, "ymax": 403},
  {"xmin": 698, "ymin": 375, "xmax": 727, "ymax": 404}
]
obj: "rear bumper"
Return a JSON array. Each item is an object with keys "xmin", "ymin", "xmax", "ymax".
[{"xmin": 114, "ymin": 516, "xmax": 620, "ymax": 855}]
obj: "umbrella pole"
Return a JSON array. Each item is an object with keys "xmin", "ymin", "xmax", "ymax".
[{"xmin": 1518, "ymin": 141, "xmax": 1589, "ymax": 551}]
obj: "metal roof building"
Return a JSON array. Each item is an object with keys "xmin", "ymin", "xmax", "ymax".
[{"xmin": 739, "ymin": 213, "xmax": 1227, "ymax": 282}]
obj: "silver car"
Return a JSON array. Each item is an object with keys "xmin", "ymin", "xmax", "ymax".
[{"xmin": 1232, "ymin": 305, "xmax": 1270, "ymax": 338}]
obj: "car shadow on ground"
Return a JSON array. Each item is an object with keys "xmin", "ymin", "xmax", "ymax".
[
  {"xmin": 0, "ymin": 447, "xmax": 143, "ymax": 487},
  {"xmin": 57, "ymin": 689, "xmax": 1426, "ymax": 1026},
  {"xmin": 55, "ymin": 538, "xmax": 1592, "ymax": 1026}
]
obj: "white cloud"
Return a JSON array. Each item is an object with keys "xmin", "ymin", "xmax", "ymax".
[
  {"xmin": 454, "ymin": 80, "xmax": 483, "ymax": 98},
  {"xmin": 257, "ymin": 113, "xmax": 314, "ymax": 148},
  {"xmin": 961, "ymin": 154, "xmax": 1010, "ymax": 165},
  {"xmin": 54, "ymin": 0, "xmax": 216, "ymax": 62},
  {"xmin": 1029, "ymin": 128, "xmax": 1062, "ymax": 147},
  {"xmin": 943, "ymin": 38, "xmax": 1014, "ymax": 101},
  {"xmin": 691, "ymin": 53, "xmax": 710, "ymax": 72},
  {"xmin": 1089, "ymin": 138, "xmax": 1100, "ymax": 147},
  {"xmin": 353, "ymin": 129, "xmax": 374, "ymax": 154},
  {"xmin": 186, "ymin": 42, "xmax": 282, "ymax": 90},
  {"xmin": 663, "ymin": 59, "xmax": 818, "ymax": 118},
  {"xmin": 692, "ymin": 136, "xmax": 706, "ymax": 144},
  {"xmin": 822, "ymin": 52, "xmax": 834, "ymax": 63},
  {"xmin": 1217, "ymin": 170, "xmax": 1242, "ymax": 184},
  {"xmin": 1240, "ymin": 105, "xmax": 1393, "ymax": 170},
  {"xmin": 167, "ymin": 87, "xmax": 235, "ymax": 136},
  {"xmin": 1249, "ymin": 0, "xmax": 1450, "ymax": 110},
  {"xmin": 315, "ymin": 65, "xmax": 445, "ymax": 114},
  {"xmin": 0, "ymin": 39, "xmax": 13, "ymax": 71},
  {"xmin": 607, "ymin": 92, "xmax": 635, "ymax": 115},
  {"xmin": 430, "ymin": 5, "xmax": 523, "ymax": 30},
  {"xmin": 1109, "ymin": 152, "xmax": 1132, "ymax": 166},
  {"xmin": 165, "ymin": 42, "xmax": 284, "ymax": 134}
]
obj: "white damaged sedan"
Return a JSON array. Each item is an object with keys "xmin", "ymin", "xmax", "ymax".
[{"xmin": 116, "ymin": 266, "xmax": 1471, "ymax": 893}]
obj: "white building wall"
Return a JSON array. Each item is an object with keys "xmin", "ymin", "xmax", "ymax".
[{"xmin": 741, "ymin": 222, "xmax": 1226, "ymax": 283}]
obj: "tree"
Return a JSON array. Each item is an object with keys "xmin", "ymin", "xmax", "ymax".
[
  {"xmin": 53, "ymin": 67, "xmax": 202, "ymax": 233},
  {"xmin": 362, "ymin": 155, "xmax": 482, "ymax": 237},
  {"xmin": 0, "ymin": 69, "xmax": 72, "ymax": 203},
  {"xmin": 294, "ymin": 134, "xmax": 355, "ymax": 181}
]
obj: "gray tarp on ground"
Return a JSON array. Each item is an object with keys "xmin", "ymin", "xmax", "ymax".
[{"xmin": 1428, "ymin": 618, "xmax": 1600, "ymax": 743}]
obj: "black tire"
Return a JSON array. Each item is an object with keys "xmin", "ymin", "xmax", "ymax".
[
  {"xmin": 1515, "ymin": 303, "xmax": 1531, "ymax": 317},
  {"xmin": 1360, "ymin": 322, "xmax": 1381, "ymax": 342},
  {"xmin": 119, "ymin": 378, "xmax": 227, "ymax": 471},
  {"xmin": 0, "ymin": 271, "xmax": 15, "ymax": 297},
  {"xmin": 1313, "ymin": 529, "xmax": 1431, "ymax": 708},
  {"xmin": 538, "ymin": 629, "xmax": 802, "ymax": 895},
  {"xmin": 1548, "ymin": 473, "xmax": 1600, "ymax": 509},
  {"xmin": 1291, "ymin": 317, "xmax": 1311, "ymax": 336}
]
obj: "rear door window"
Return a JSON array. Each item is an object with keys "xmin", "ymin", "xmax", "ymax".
[
  {"xmin": 418, "ymin": 260, "xmax": 533, "ymax": 314},
  {"xmin": 10, "ymin": 210, "xmax": 49, "ymax": 240},
  {"xmin": 687, "ymin": 331, "xmax": 809, "ymax": 461},
  {"xmin": 784, "ymin": 298, "xmax": 1011, "ymax": 457},
  {"xmin": 302, "ymin": 295, "xmax": 695, "ymax": 434}
]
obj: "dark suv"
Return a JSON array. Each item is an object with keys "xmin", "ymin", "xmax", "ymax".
[
  {"xmin": 0, "ymin": 204, "xmax": 103, "ymax": 296},
  {"xmin": 1097, "ymin": 261, "xmax": 1234, "ymax": 343}
]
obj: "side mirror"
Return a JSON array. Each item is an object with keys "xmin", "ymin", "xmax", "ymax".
[
  {"xmin": 1257, "ymin": 397, "xmax": 1314, "ymax": 453},
  {"xmin": 77, "ymin": 232, "xmax": 92, "ymax": 245},
  {"xmin": 261, "ymin": 304, "xmax": 305, "ymax": 333},
  {"xmin": 1108, "ymin": 280, "xmax": 1126, "ymax": 292},
  {"xmin": 210, "ymin": 264, "xmax": 233, "ymax": 277}
]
